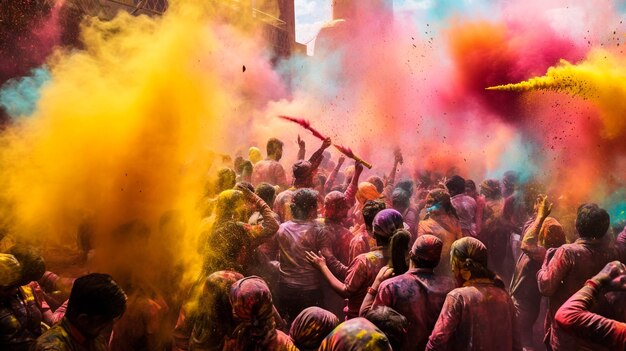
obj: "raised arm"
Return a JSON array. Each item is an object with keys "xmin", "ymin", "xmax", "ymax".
[
  {"xmin": 521, "ymin": 195, "xmax": 551, "ymax": 262},
  {"xmin": 383, "ymin": 149, "xmax": 403, "ymax": 198},
  {"xmin": 308, "ymin": 137, "xmax": 332, "ymax": 171},
  {"xmin": 297, "ymin": 135, "xmax": 306, "ymax": 160},
  {"xmin": 344, "ymin": 161, "xmax": 363, "ymax": 208},
  {"xmin": 324, "ymin": 155, "xmax": 345, "ymax": 193},
  {"xmin": 237, "ymin": 184, "xmax": 279, "ymax": 240},
  {"xmin": 555, "ymin": 261, "xmax": 626, "ymax": 349}
]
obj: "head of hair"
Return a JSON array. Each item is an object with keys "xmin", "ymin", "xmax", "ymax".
[
  {"xmin": 479, "ymin": 179, "xmax": 502, "ymax": 200},
  {"xmin": 214, "ymin": 189, "xmax": 244, "ymax": 221},
  {"xmin": 66, "ymin": 273, "xmax": 127, "ymax": 322},
  {"xmin": 576, "ymin": 203, "xmax": 610, "ymax": 239},
  {"xmin": 395, "ymin": 179, "xmax": 414, "ymax": 196},
  {"xmin": 8, "ymin": 245, "xmax": 45, "ymax": 284},
  {"xmin": 425, "ymin": 189, "xmax": 457, "ymax": 218},
  {"xmin": 237, "ymin": 181, "xmax": 255, "ymax": 193},
  {"xmin": 216, "ymin": 167, "xmax": 236, "ymax": 193},
  {"xmin": 362, "ymin": 200, "xmax": 386, "ymax": 232},
  {"xmin": 409, "ymin": 234, "xmax": 443, "ymax": 269},
  {"xmin": 445, "ymin": 175, "xmax": 466, "ymax": 196},
  {"xmin": 367, "ymin": 176, "xmax": 385, "ymax": 193},
  {"xmin": 390, "ymin": 229, "xmax": 411, "ymax": 275},
  {"xmin": 240, "ymin": 160, "xmax": 253, "ymax": 176},
  {"xmin": 234, "ymin": 156, "xmax": 245, "ymax": 174},
  {"xmin": 255, "ymin": 183, "xmax": 276, "ymax": 207},
  {"xmin": 266, "ymin": 138, "xmax": 284, "ymax": 158},
  {"xmin": 291, "ymin": 188, "xmax": 319, "ymax": 220},
  {"xmin": 364, "ymin": 307, "xmax": 408, "ymax": 351},
  {"xmin": 0, "ymin": 254, "xmax": 22, "ymax": 288},
  {"xmin": 324, "ymin": 191, "xmax": 349, "ymax": 221},
  {"xmin": 391, "ymin": 188, "xmax": 410, "ymax": 213}
]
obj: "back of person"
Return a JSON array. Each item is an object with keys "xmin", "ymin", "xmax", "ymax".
[
  {"xmin": 418, "ymin": 218, "xmax": 461, "ymax": 277},
  {"xmin": 428, "ymin": 283, "xmax": 516, "ymax": 351},
  {"xmin": 344, "ymin": 250, "xmax": 386, "ymax": 319},
  {"xmin": 277, "ymin": 220, "xmax": 326, "ymax": 290},
  {"xmin": 252, "ymin": 159, "xmax": 286, "ymax": 188},
  {"xmin": 451, "ymin": 194, "xmax": 477, "ymax": 237},
  {"xmin": 373, "ymin": 270, "xmax": 456, "ymax": 350}
]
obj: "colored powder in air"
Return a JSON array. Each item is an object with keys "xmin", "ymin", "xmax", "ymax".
[
  {"xmin": 0, "ymin": 67, "xmax": 51, "ymax": 118},
  {"xmin": 487, "ymin": 49, "xmax": 626, "ymax": 139}
]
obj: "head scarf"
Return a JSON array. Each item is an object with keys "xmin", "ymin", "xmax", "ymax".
[
  {"xmin": 190, "ymin": 270, "xmax": 244, "ymax": 348},
  {"xmin": 318, "ymin": 317, "xmax": 392, "ymax": 351},
  {"xmin": 214, "ymin": 189, "xmax": 244, "ymax": 221},
  {"xmin": 289, "ymin": 307, "xmax": 340, "ymax": 351},
  {"xmin": 230, "ymin": 276, "xmax": 278, "ymax": 350},
  {"xmin": 248, "ymin": 147, "xmax": 263, "ymax": 164},
  {"xmin": 324, "ymin": 191, "xmax": 348, "ymax": 221},
  {"xmin": 479, "ymin": 179, "xmax": 502, "ymax": 199},
  {"xmin": 372, "ymin": 209, "xmax": 404, "ymax": 238},
  {"xmin": 450, "ymin": 237, "xmax": 498, "ymax": 284},
  {"xmin": 410, "ymin": 234, "xmax": 443, "ymax": 263},
  {"xmin": 0, "ymin": 254, "xmax": 21, "ymax": 288},
  {"xmin": 357, "ymin": 182, "xmax": 381, "ymax": 204},
  {"xmin": 293, "ymin": 160, "xmax": 315, "ymax": 186},
  {"xmin": 539, "ymin": 217, "xmax": 566, "ymax": 250}
]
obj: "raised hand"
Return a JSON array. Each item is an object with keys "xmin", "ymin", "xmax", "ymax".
[{"xmin": 536, "ymin": 194, "xmax": 553, "ymax": 219}]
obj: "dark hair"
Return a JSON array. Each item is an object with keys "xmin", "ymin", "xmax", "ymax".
[
  {"xmin": 576, "ymin": 203, "xmax": 610, "ymax": 239},
  {"xmin": 395, "ymin": 179, "xmax": 414, "ymax": 197},
  {"xmin": 367, "ymin": 176, "xmax": 385, "ymax": 193},
  {"xmin": 66, "ymin": 273, "xmax": 127, "ymax": 321},
  {"xmin": 465, "ymin": 179, "xmax": 476, "ymax": 191},
  {"xmin": 240, "ymin": 161, "xmax": 253, "ymax": 176},
  {"xmin": 234, "ymin": 156, "xmax": 245, "ymax": 174},
  {"xmin": 216, "ymin": 168, "xmax": 236, "ymax": 193},
  {"xmin": 255, "ymin": 183, "xmax": 276, "ymax": 206},
  {"xmin": 364, "ymin": 307, "xmax": 408, "ymax": 351},
  {"xmin": 266, "ymin": 138, "xmax": 284, "ymax": 156},
  {"xmin": 9, "ymin": 245, "xmax": 46, "ymax": 284},
  {"xmin": 390, "ymin": 229, "xmax": 410, "ymax": 275},
  {"xmin": 445, "ymin": 175, "xmax": 466, "ymax": 196},
  {"xmin": 291, "ymin": 188, "xmax": 319, "ymax": 220},
  {"xmin": 237, "ymin": 181, "xmax": 255, "ymax": 193},
  {"xmin": 362, "ymin": 200, "xmax": 386, "ymax": 231},
  {"xmin": 392, "ymin": 188, "xmax": 410, "ymax": 213}
]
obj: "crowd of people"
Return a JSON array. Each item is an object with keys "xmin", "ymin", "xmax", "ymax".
[{"xmin": 1, "ymin": 135, "xmax": 626, "ymax": 351}]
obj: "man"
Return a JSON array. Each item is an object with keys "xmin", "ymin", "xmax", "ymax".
[
  {"xmin": 276, "ymin": 188, "xmax": 344, "ymax": 325},
  {"xmin": 510, "ymin": 195, "xmax": 565, "ymax": 351},
  {"xmin": 273, "ymin": 137, "xmax": 332, "ymax": 222},
  {"xmin": 252, "ymin": 138, "xmax": 288, "ymax": 189},
  {"xmin": 32, "ymin": 273, "xmax": 127, "ymax": 351},
  {"xmin": 445, "ymin": 175, "xmax": 477, "ymax": 238},
  {"xmin": 537, "ymin": 203, "xmax": 618, "ymax": 350},
  {"xmin": 364, "ymin": 235, "xmax": 456, "ymax": 350}
]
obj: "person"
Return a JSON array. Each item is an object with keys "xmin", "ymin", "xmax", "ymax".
[
  {"xmin": 362, "ymin": 235, "xmax": 456, "ymax": 350},
  {"xmin": 275, "ymin": 188, "xmax": 345, "ymax": 324},
  {"xmin": 273, "ymin": 137, "xmax": 333, "ymax": 222},
  {"xmin": 417, "ymin": 189, "xmax": 462, "ymax": 277},
  {"xmin": 426, "ymin": 237, "xmax": 520, "ymax": 351},
  {"xmin": 391, "ymin": 188, "xmax": 418, "ymax": 243},
  {"xmin": 509, "ymin": 195, "xmax": 565, "ymax": 351},
  {"xmin": 349, "ymin": 200, "xmax": 386, "ymax": 263},
  {"xmin": 555, "ymin": 261, "xmax": 626, "ymax": 350},
  {"xmin": 324, "ymin": 156, "xmax": 346, "ymax": 194},
  {"xmin": 0, "ymin": 253, "xmax": 46, "ymax": 351},
  {"xmin": 32, "ymin": 273, "xmax": 127, "ymax": 351},
  {"xmin": 172, "ymin": 270, "xmax": 243, "ymax": 351},
  {"xmin": 465, "ymin": 179, "xmax": 478, "ymax": 199},
  {"xmin": 318, "ymin": 317, "xmax": 392, "ymax": 351},
  {"xmin": 252, "ymin": 138, "xmax": 289, "ymax": 188},
  {"xmin": 202, "ymin": 184, "xmax": 279, "ymax": 275},
  {"xmin": 363, "ymin": 306, "xmax": 408, "ymax": 351},
  {"xmin": 307, "ymin": 209, "xmax": 406, "ymax": 319},
  {"xmin": 8, "ymin": 245, "xmax": 66, "ymax": 327},
  {"xmin": 475, "ymin": 179, "xmax": 509, "ymax": 279},
  {"xmin": 352, "ymin": 181, "xmax": 382, "ymax": 227},
  {"xmin": 537, "ymin": 203, "xmax": 618, "ymax": 350},
  {"xmin": 288, "ymin": 307, "xmax": 340, "ymax": 351},
  {"xmin": 223, "ymin": 276, "xmax": 297, "ymax": 351},
  {"xmin": 248, "ymin": 146, "xmax": 263, "ymax": 165},
  {"xmin": 445, "ymin": 175, "xmax": 477, "ymax": 237}
]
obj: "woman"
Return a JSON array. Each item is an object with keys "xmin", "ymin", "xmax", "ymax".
[
  {"xmin": 173, "ymin": 270, "xmax": 243, "ymax": 351},
  {"xmin": 417, "ymin": 189, "xmax": 462, "ymax": 277},
  {"xmin": 289, "ymin": 307, "xmax": 339, "ymax": 351},
  {"xmin": 318, "ymin": 317, "xmax": 391, "ymax": 351},
  {"xmin": 307, "ymin": 209, "xmax": 409, "ymax": 319},
  {"xmin": 426, "ymin": 237, "xmax": 520, "ymax": 351},
  {"xmin": 224, "ymin": 276, "xmax": 296, "ymax": 351}
]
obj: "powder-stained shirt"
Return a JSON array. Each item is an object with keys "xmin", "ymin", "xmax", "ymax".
[
  {"xmin": 450, "ymin": 194, "xmax": 477, "ymax": 238},
  {"xmin": 417, "ymin": 216, "xmax": 462, "ymax": 278},
  {"xmin": 373, "ymin": 268, "xmax": 456, "ymax": 351},
  {"xmin": 252, "ymin": 159, "xmax": 288, "ymax": 188},
  {"xmin": 348, "ymin": 226, "xmax": 377, "ymax": 263},
  {"xmin": 555, "ymin": 283, "xmax": 626, "ymax": 351},
  {"xmin": 222, "ymin": 330, "xmax": 298, "ymax": 351},
  {"xmin": 30, "ymin": 318, "xmax": 108, "ymax": 351},
  {"xmin": 277, "ymin": 219, "xmax": 332, "ymax": 290},
  {"xmin": 344, "ymin": 250, "xmax": 386, "ymax": 319},
  {"xmin": 426, "ymin": 280, "xmax": 520, "ymax": 351},
  {"xmin": 537, "ymin": 238, "xmax": 618, "ymax": 350}
]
